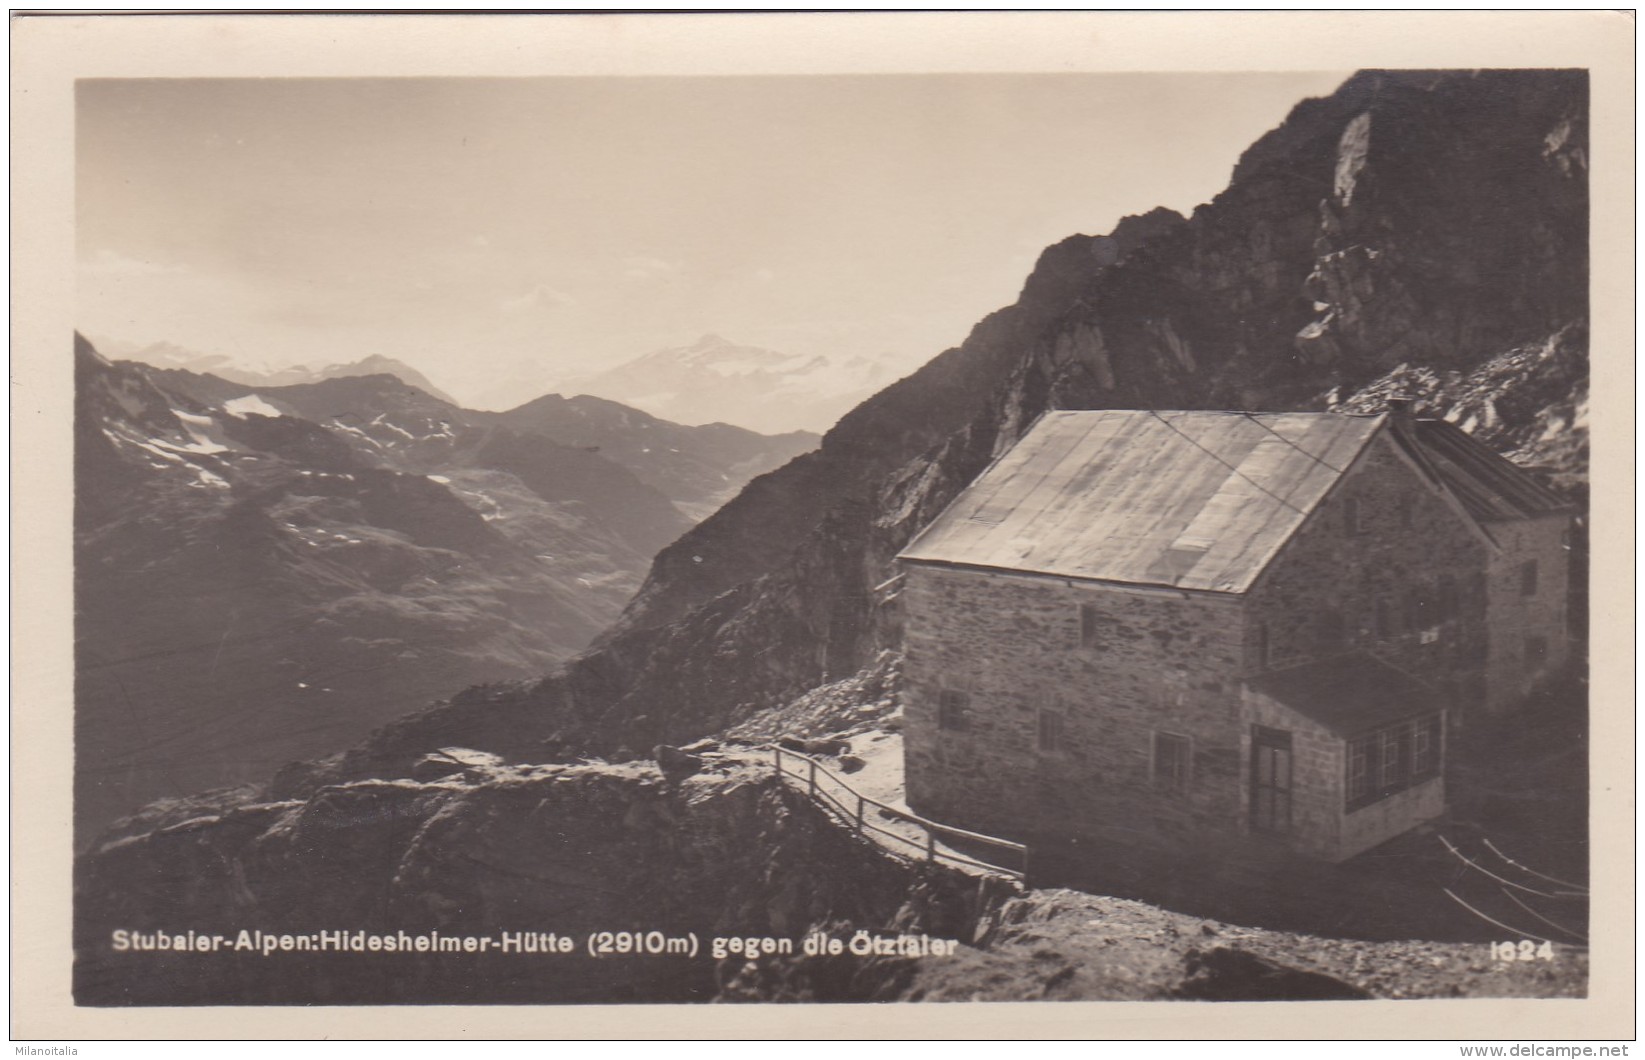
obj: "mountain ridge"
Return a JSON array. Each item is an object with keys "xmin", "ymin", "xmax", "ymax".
[
  {"xmin": 75, "ymin": 341, "xmax": 815, "ymax": 837},
  {"xmin": 97, "ymin": 338, "xmax": 466, "ymax": 407}
]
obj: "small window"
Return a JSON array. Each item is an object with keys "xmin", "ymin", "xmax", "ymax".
[
  {"xmin": 1521, "ymin": 560, "xmax": 1539, "ymax": 597},
  {"xmin": 1153, "ymin": 732, "xmax": 1190, "ymax": 793},
  {"xmin": 1344, "ymin": 497, "xmax": 1365, "ymax": 536},
  {"xmin": 1411, "ymin": 719, "xmax": 1437, "ymax": 778},
  {"xmin": 937, "ymin": 690, "xmax": 970, "ymax": 732},
  {"xmin": 1254, "ymin": 622, "xmax": 1270, "ymax": 670},
  {"xmin": 1346, "ymin": 739, "xmax": 1371, "ymax": 803},
  {"xmin": 1036, "ymin": 709, "xmax": 1064, "ymax": 753},
  {"xmin": 1347, "ymin": 713, "xmax": 1443, "ymax": 811},
  {"xmin": 1378, "ymin": 727, "xmax": 1406, "ymax": 790},
  {"xmin": 1078, "ymin": 604, "xmax": 1099, "ymax": 650}
]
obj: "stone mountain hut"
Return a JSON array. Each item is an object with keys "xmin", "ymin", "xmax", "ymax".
[{"xmin": 896, "ymin": 407, "xmax": 1572, "ymax": 864}]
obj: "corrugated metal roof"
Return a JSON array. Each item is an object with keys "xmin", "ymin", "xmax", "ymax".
[
  {"xmin": 1409, "ymin": 420, "xmax": 1574, "ymax": 522},
  {"xmin": 1244, "ymin": 654, "xmax": 1446, "ymax": 736},
  {"xmin": 898, "ymin": 410, "xmax": 1383, "ymax": 593}
]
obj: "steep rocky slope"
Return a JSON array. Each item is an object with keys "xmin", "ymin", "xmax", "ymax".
[
  {"xmin": 76, "ymin": 339, "xmax": 671, "ymax": 839},
  {"xmin": 291, "ymin": 69, "xmax": 1587, "ymax": 787},
  {"xmin": 78, "ymin": 339, "xmax": 819, "ymax": 839},
  {"xmin": 80, "ymin": 340, "xmax": 816, "ymax": 838}
]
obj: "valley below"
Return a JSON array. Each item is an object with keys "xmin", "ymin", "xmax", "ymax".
[{"xmin": 74, "ymin": 337, "xmax": 815, "ymax": 838}]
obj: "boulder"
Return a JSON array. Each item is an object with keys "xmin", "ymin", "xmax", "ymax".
[{"xmin": 653, "ymin": 744, "xmax": 704, "ymax": 777}]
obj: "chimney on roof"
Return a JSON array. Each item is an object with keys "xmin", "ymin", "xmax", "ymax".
[{"xmin": 1387, "ymin": 396, "xmax": 1415, "ymax": 424}]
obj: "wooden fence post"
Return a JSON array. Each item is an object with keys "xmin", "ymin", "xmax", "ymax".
[
  {"xmin": 808, "ymin": 757, "xmax": 817, "ymax": 797},
  {"xmin": 925, "ymin": 829, "xmax": 936, "ymax": 862},
  {"xmin": 856, "ymin": 794, "xmax": 864, "ymax": 830}
]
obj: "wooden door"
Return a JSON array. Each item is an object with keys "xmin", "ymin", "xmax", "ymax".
[{"xmin": 1250, "ymin": 725, "xmax": 1293, "ymax": 833}]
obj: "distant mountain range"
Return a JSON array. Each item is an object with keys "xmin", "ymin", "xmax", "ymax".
[
  {"xmin": 74, "ymin": 335, "xmax": 816, "ymax": 839},
  {"xmin": 102, "ymin": 333, "xmax": 898, "ymax": 435},
  {"xmin": 487, "ymin": 392, "xmax": 817, "ymax": 521},
  {"xmin": 93, "ymin": 338, "xmax": 463, "ymax": 406},
  {"xmin": 551, "ymin": 334, "xmax": 898, "ymax": 434}
]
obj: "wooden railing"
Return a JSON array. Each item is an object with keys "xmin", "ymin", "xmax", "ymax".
[{"xmin": 771, "ymin": 746, "xmax": 1029, "ymax": 880}]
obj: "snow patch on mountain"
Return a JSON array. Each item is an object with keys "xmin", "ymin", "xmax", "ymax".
[
  {"xmin": 222, "ymin": 394, "xmax": 285, "ymax": 419},
  {"xmin": 555, "ymin": 334, "xmax": 900, "ymax": 434}
]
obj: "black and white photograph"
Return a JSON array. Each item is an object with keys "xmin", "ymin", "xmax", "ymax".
[{"xmin": 11, "ymin": 10, "xmax": 1634, "ymax": 1040}]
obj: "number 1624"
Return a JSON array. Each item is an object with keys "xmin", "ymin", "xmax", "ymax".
[{"xmin": 1492, "ymin": 940, "xmax": 1555, "ymax": 961}]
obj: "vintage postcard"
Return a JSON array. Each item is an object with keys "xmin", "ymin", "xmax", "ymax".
[{"xmin": 11, "ymin": 10, "xmax": 1634, "ymax": 1041}]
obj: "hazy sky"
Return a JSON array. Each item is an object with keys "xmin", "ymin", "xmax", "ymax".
[{"xmin": 77, "ymin": 73, "xmax": 1349, "ymax": 407}]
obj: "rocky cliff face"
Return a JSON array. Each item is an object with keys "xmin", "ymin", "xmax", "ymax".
[{"xmin": 289, "ymin": 69, "xmax": 1587, "ymax": 788}]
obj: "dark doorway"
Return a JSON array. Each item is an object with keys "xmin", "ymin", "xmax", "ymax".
[{"xmin": 1250, "ymin": 725, "xmax": 1293, "ymax": 833}]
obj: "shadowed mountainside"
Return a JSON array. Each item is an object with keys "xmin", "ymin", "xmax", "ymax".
[{"xmin": 76, "ymin": 343, "xmax": 814, "ymax": 837}]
